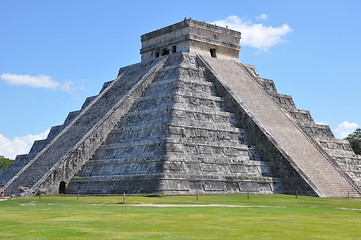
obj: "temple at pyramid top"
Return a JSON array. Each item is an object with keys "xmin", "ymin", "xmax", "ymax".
[{"xmin": 140, "ymin": 18, "xmax": 241, "ymax": 62}]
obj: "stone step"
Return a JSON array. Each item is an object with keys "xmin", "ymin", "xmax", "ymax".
[
  {"xmin": 106, "ymin": 124, "xmax": 246, "ymax": 145},
  {"xmin": 318, "ymin": 139, "xmax": 354, "ymax": 152},
  {"xmin": 86, "ymin": 155, "xmax": 268, "ymax": 167},
  {"xmin": 89, "ymin": 144, "xmax": 264, "ymax": 161},
  {"xmin": 46, "ymin": 125, "xmax": 64, "ymax": 140},
  {"xmin": 164, "ymin": 142, "xmax": 260, "ymax": 160},
  {"xmin": 63, "ymin": 110, "xmax": 81, "ymax": 126},
  {"xmin": 143, "ymin": 79, "xmax": 178, "ymax": 96},
  {"xmin": 125, "ymin": 104, "xmax": 172, "ymax": 117},
  {"xmin": 168, "ymin": 125, "xmax": 246, "ymax": 144},
  {"xmin": 96, "ymin": 137, "xmax": 251, "ymax": 153},
  {"xmin": 134, "ymin": 92, "xmax": 223, "ymax": 110},
  {"xmin": 99, "ymin": 80, "xmax": 114, "ymax": 93},
  {"xmin": 66, "ymin": 173, "xmax": 278, "ymax": 195},
  {"xmin": 28, "ymin": 139, "xmax": 49, "ymax": 155},
  {"xmin": 109, "ymin": 125, "xmax": 168, "ymax": 140},
  {"xmin": 174, "ymin": 93, "xmax": 223, "ymax": 107},
  {"xmin": 67, "ymin": 173, "xmax": 165, "ymax": 194},
  {"xmin": 143, "ymin": 95, "xmax": 223, "ymax": 110},
  {"xmin": 318, "ymin": 140, "xmax": 356, "ymax": 159},
  {"xmin": 170, "ymin": 117, "xmax": 236, "ymax": 129},
  {"xmin": 119, "ymin": 115, "xmax": 171, "ymax": 128},
  {"xmin": 69, "ymin": 172, "xmax": 276, "ymax": 184},
  {"xmin": 271, "ymin": 94, "xmax": 296, "ymax": 110},
  {"xmin": 299, "ymin": 122, "xmax": 335, "ymax": 139},
  {"xmin": 166, "ymin": 134, "xmax": 244, "ymax": 147},
  {"xmin": 254, "ymin": 75, "xmax": 298, "ymax": 110},
  {"xmin": 130, "ymin": 67, "xmax": 221, "ymax": 114},
  {"xmin": 257, "ymin": 78, "xmax": 278, "ymax": 94},
  {"xmin": 173, "ymin": 102, "xmax": 229, "ymax": 116},
  {"xmin": 172, "ymin": 107, "xmax": 234, "ymax": 120},
  {"xmin": 337, "ymin": 165, "xmax": 361, "ymax": 171},
  {"xmin": 117, "ymin": 108, "xmax": 236, "ymax": 132},
  {"xmin": 81, "ymin": 96, "xmax": 97, "ymax": 110},
  {"xmin": 147, "ymin": 74, "xmax": 213, "ymax": 91},
  {"xmin": 335, "ymin": 156, "xmax": 361, "ymax": 165},
  {"xmin": 76, "ymin": 159, "xmax": 271, "ymax": 178},
  {"xmin": 131, "ymin": 96, "xmax": 173, "ymax": 112},
  {"xmin": 77, "ymin": 161, "xmax": 164, "ymax": 177},
  {"xmin": 176, "ymin": 65, "xmax": 207, "ymax": 79},
  {"xmin": 286, "ymin": 109, "xmax": 313, "ymax": 123}
]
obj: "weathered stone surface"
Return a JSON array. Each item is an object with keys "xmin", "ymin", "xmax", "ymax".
[
  {"xmin": 1, "ymin": 19, "xmax": 360, "ymax": 197},
  {"xmin": 65, "ymin": 53, "xmax": 279, "ymax": 195},
  {"xmin": 141, "ymin": 19, "xmax": 241, "ymax": 62}
]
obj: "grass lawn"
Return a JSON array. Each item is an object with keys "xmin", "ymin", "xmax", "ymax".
[{"xmin": 1, "ymin": 194, "xmax": 361, "ymax": 239}]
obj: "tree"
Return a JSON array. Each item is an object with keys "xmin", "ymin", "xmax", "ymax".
[
  {"xmin": 0, "ymin": 155, "xmax": 13, "ymax": 169},
  {"xmin": 345, "ymin": 128, "xmax": 361, "ymax": 155}
]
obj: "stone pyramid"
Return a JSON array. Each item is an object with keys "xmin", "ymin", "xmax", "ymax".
[{"xmin": 1, "ymin": 19, "xmax": 361, "ymax": 197}]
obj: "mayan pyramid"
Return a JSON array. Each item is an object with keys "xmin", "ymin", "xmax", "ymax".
[{"xmin": 1, "ymin": 19, "xmax": 361, "ymax": 197}]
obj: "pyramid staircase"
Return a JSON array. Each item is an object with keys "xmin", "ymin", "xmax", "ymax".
[
  {"xmin": 199, "ymin": 55, "xmax": 361, "ymax": 197},
  {"xmin": 4, "ymin": 57, "xmax": 167, "ymax": 194},
  {"xmin": 246, "ymin": 65, "xmax": 361, "ymax": 189}
]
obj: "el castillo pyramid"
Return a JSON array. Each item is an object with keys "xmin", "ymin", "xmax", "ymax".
[{"xmin": 1, "ymin": 19, "xmax": 361, "ymax": 197}]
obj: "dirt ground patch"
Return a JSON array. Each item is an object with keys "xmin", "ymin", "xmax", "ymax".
[
  {"xmin": 337, "ymin": 208, "xmax": 361, "ymax": 211},
  {"xmin": 19, "ymin": 201, "xmax": 37, "ymax": 206}
]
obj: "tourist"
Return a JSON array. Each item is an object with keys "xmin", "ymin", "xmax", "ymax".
[{"xmin": 0, "ymin": 185, "xmax": 4, "ymax": 198}]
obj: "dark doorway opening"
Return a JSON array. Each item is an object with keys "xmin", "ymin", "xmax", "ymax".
[
  {"xmin": 161, "ymin": 48, "xmax": 170, "ymax": 56},
  {"xmin": 59, "ymin": 181, "xmax": 66, "ymax": 194},
  {"xmin": 210, "ymin": 48, "xmax": 217, "ymax": 58}
]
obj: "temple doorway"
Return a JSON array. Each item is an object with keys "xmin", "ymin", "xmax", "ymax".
[{"xmin": 59, "ymin": 181, "xmax": 66, "ymax": 194}]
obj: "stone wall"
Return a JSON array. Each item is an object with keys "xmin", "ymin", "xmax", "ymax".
[{"xmin": 141, "ymin": 19, "xmax": 241, "ymax": 62}]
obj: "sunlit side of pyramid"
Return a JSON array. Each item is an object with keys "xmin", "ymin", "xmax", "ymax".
[{"xmin": 1, "ymin": 19, "xmax": 360, "ymax": 197}]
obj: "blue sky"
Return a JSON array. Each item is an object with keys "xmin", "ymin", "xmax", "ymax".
[{"xmin": 1, "ymin": 0, "xmax": 360, "ymax": 158}]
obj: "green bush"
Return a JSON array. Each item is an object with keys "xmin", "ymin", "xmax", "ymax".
[
  {"xmin": 345, "ymin": 128, "xmax": 361, "ymax": 155},
  {"xmin": 0, "ymin": 155, "xmax": 13, "ymax": 169}
]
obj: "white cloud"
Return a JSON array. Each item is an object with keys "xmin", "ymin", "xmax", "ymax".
[
  {"xmin": 212, "ymin": 15, "xmax": 293, "ymax": 51},
  {"xmin": 0, "ymin": 130, "xmax": 50, "ymax": 159},
  {"xmin": 334, "ymin": 121, "xmax": 358, "ymax": 139},
  {"xmin": 256, "ymin": 14, "xmax": 268, "ymax": 21},
  {"xmin": 0, "ymin": 73, "xmax": 76, "ymax": 92},
  {"xmin": 1, "ymin": 73, "xmax": 59, "ymax": 88}
]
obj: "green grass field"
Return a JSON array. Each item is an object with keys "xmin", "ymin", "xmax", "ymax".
[{"xmin": 1, "ymin": 194, "xmax": 361, "ymax": 239}]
